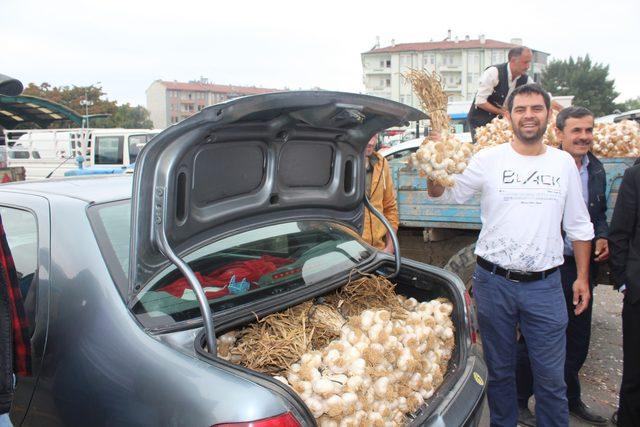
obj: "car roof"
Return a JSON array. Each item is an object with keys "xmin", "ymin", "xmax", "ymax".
[
  {"xmin": 380, "ymin": 137, "xmax": 423, "ymax": 156},
  {"xmin": 0, "ymin": 175, "xmax": 132, "ymax": 204}
]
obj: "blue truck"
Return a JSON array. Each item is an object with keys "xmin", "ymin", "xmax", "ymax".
[{"xmin": 388, "ymin": 155, "xmax": 636, "ymax": 288}]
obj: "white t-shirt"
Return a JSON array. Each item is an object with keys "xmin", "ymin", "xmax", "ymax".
[{"xmin": 435, "ymin": 143, "xmax": 594, "ymax": 271}]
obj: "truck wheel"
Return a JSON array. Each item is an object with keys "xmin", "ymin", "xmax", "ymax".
[{"xmin": 444, "ymin": 243, "xmax": 476, "ymax": 292}]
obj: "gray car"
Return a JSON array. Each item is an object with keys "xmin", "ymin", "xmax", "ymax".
[{"xmin": 1, "ymin": 91, "xmax": 486, "ymax": 426}]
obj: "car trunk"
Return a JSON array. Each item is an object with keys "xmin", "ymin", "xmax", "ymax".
[{"xmin": 192, "ymin": 258, "xmax": 469, "ymax": 425}]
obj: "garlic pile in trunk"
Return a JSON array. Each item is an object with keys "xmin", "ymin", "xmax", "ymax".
[
  {"xmin": 592, "ymin": 120, "xmax": 640, "ymax": 157},
  {"xmin": 282, "ymin": 297, "xmax": 455, "ymax": 426},
  {"xmin": 408, "ymin": 132, "xmax": 474, "ymax": 187}
]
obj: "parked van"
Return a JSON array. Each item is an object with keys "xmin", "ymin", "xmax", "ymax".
[{"xmin": 3, "ymin": 128, "xmax": 159, "ymax": 179}]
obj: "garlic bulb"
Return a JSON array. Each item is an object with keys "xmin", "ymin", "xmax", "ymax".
[{"xmin": 409, "ymin": 132, "xmax": 473, "ymax": 187}]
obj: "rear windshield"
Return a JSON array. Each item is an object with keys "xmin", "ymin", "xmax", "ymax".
[{"xmin": 90, "ymin": 201, "xmax": 374, "ymax": 329}]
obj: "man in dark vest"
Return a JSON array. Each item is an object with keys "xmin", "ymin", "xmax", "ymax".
[{"xmin": 467, "ymin": 46, "xmax": 533, "ymax": 141}]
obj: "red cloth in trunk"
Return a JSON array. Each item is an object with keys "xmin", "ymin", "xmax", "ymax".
[{"xmin": 160, "ymin": 255, "xmax": 294, "ymax": 300}]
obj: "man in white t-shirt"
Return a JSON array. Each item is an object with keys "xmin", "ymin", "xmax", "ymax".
[{"xmin": 428, "ymin": 84, "xmax": 594, "ymax": 427}]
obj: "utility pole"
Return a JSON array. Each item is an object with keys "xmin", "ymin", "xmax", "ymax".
[{"xmin": 80, "ymin": 82, "xmax": 100, "ymax": 128}]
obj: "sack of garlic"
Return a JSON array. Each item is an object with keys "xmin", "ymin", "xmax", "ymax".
[
  {"xmin": 408, "ymin": 132, "xmax": 474, "ymax": 187},
  {"xmin": 471, "ymin": 111, "xmax": 640, "ymax": 158},
  {"xmin": 216, "ymin": 275, "xmax": 456, "ymax": 427},
  {"xmin": 473, "ymin": 109, "xmax": 561, "ymax": 152},
  {"xmin": 592, "ymin": 120, "xmax": 640, "ymax": 158}
]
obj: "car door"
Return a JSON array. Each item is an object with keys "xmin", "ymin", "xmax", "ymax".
[{"xmin": 0, "ymin": 193, "xmax": 51, "ymax": 425}]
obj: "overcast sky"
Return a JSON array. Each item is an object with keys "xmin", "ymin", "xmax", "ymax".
[{"xmin": 2, "ymin": 0, "xmax": 639, "ymax": 109}]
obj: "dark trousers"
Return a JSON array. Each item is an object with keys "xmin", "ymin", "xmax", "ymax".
[
  {"xmin": 473, "ymin": 265, "xmax": 568, "ymax": 427},
  {"xmin": 618, "ymin": 297, "xmax": 640, "ymax": 426},
  {"xmin": 516, "ymin": 256, "xmax": 594, "ymax": 407}
]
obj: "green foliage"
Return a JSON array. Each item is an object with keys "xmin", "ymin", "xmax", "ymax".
[
  {"xmin": 541, "ymin": 55, "xmax": 619, "ymax": 117},
  {"xmin": 616, "ymin": 96, "xmax": 640, "ymax": 112},
  {"xmin": 96, "ymin": 104, "xmax": 154, "ymax": 129},
  {"xmin": 23, "ymin": 82, "xmax": 152, "ymax": 129}
]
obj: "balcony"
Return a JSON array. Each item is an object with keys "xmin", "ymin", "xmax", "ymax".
[
  {"xmin": 365, "ymin": 68, "xmax": 391, "ymax": 75},
  {"xmin": 438, "ymin": 64, "xmax": 462, "ymax": 71},
  {"xmin": 444, "ymin": 84, "xmax": 463, "ymax": 91},
  {"xmin": 366, "ymin": 90, "xmax": 391, "ymax": 99}
]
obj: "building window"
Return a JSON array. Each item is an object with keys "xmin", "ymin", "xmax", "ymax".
[
  {"xmin": 491, "ymin": 50, "xmax": 505, "ymax": 64},
  {"xmin": 386, "ymin": 60, "xmax": 391, "ymax": 68},
  {"xmin": 385, "ymin": 78, "xmax": 391, "ymax": 87},
  {"xmin": 379, "ymin": 60, "xmax": 384, "ymax": 68}
]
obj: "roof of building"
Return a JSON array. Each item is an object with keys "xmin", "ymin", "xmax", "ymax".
[
  {"xmin": 156, "ymin": 80, "xmax": 282, "ymax": 95},
  {"xmin": 365, "ymin": 38, "xmax": 524, "ymax": 54}
]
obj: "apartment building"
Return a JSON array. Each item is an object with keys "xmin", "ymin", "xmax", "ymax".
[
  {"xmin": 146, "ymin": 79, "xmax": 282, "ymax": 128},
  {"xmin": 361, "ymin": 34, "xmax": 549, "ymax": 110}
]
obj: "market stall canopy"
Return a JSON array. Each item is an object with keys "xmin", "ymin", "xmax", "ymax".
[{"xmin": 0, "ymin": 94, "xmax": 88, "ymax": 129}]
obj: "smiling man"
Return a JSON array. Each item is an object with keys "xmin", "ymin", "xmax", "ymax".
[
  {"xmin": 428, "ymin": 84, "xmax": 594, "ymax": 427},
  {"xmin": 516, "ymin": 106, "xmax": 609, "ymax": 426}
]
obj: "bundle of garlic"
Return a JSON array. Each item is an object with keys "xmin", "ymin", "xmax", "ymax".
[
  {"xmin": 408, "ymin": 132, "xmax": 474, "ymax": 187},
  {"xmin": 280, "ymin": 297, "xmax": 455, "ymax": 426},
  {"xmin": 592, "ymin": 120, "xmax": 640, "ymax": 158},
  {"xmin": 403, "ymin": 69, "xmax": 450, "ymax": 133}
]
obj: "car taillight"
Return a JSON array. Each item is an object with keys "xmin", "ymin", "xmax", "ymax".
[
  {"xmin": 464, "ymin": 290, "xmax": 478, "ymax": 344},
  {"xmin": 212, "ymin": 412, "xmax": 301, "ymax": 427}
]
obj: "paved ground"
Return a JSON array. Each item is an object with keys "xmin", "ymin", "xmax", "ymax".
[{"xmin": 478, "ymin": 285, "xmax": 624, "ymax": 426}]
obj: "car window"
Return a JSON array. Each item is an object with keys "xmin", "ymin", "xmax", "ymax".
[
  {"xmin": 0, "ymin": 207, "xmax": 38, "ymax": 335},
  {"xmin": 89, "ymin": 201, "xmax": 374, "ymax": 328},
  {"xmin": 128, "ymin": 134, "xmax": 155, "ymax": 164},
  {"xmin": 94, "ymin": 136, "xmax": 124, "ymax": 164},
  {"xmin": 94, "ymin": 202, "xmax": 131, "ymax": 275}
]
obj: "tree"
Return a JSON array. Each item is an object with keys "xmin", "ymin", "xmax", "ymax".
[
  {"xmin": 617, "ymin": 96, "xmax": 640, "ymax": 112},
  {"xmin": 541, "ymin": 56, "xmax": 619, "ymax": 117},
  {"xmin": 22, "ymin": 83, "xmax": 152, "ymax": 128},
  {"xmin": 96, "ymin": 104, "xmax": 154, "ymax": 129}
]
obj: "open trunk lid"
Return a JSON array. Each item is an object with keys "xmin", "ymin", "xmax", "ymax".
[
  {"xmin": 129, "ymin": 91, "xmax": 425, "ymax": 299},
  {"xmin": 128, "ymin": 90, "xmax": 425, "ymax": 351}
]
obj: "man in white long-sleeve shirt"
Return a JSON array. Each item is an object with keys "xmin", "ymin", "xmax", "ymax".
[
  {"xmin": 467, "ymin": 47, "xmax": 533, "ymax": 141},
  {"xmin": 428, "ymin": 84, "xmax": 594, "ymax": 427}
]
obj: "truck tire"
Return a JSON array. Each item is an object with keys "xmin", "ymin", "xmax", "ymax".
[{"xmin": 444, "ymin": 242, "xmax": 476, "ymax": 292}]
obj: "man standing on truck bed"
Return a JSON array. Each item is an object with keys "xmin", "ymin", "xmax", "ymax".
[
  {"xmin": 428, "ymin": 84, "xmax": 594, "ymax": 427},
  {"xmin": 516, "ymin": 106, "xmax": 609, "ymax": 426},
  {"xmin": 467, "ymin": 46, "xmax": 533, "ymax": 141},
  {"xmin": 362, "ymin": 134, "xmax": 399, "ymax": 253}
]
